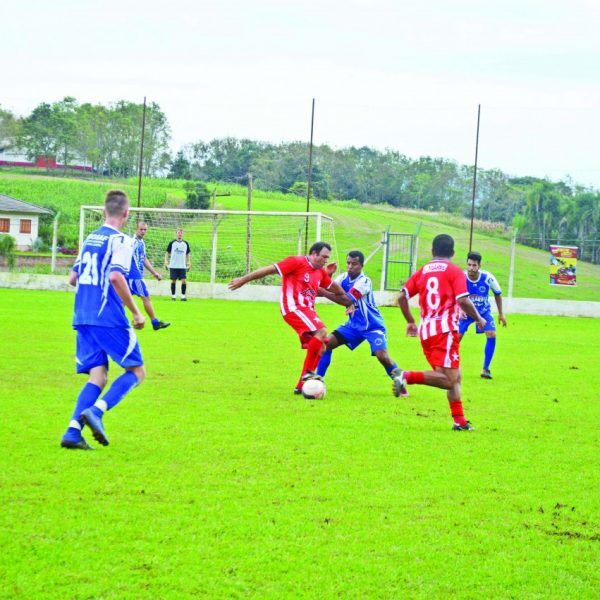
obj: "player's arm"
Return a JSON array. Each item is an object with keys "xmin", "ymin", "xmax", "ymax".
[
  {"xmin": 228, "ymin": 265, "xmax": 278, "ymax": 290},
  {"xmin": 318, "ymin": 284, "xmax": 353, "ymax": 307},
  {"xmin": 397, "ymin": 289, "xmax": 418, "ymax": 337},
  {"xmin": 457, "ymin": 296, "xmax": 486, "ymax": 329},
  {"xmin": 186, "ymin": 242, "xmax": 191, "ymax": 270},
  {"xmin": 164, "ymin": 240, "xmax": 172, "ymax": 268},
  {"xmin": 144, "ymin": 257, "xmax": 162, "ymax": 280},
  {"xmin": 494, "ymin": 294, "xmax": 507, "ymax": 327},
  {"xmin": 68, "ymin": 269, "xmax": 78, "ymax": 287}
]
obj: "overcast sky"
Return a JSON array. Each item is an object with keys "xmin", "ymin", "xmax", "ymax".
[{"xmin": 4, "ymin": 0, "xmax": 600, "ymax": 187}]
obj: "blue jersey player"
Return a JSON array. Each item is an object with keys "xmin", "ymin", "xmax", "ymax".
[
  {"xmin": 61, "ymin": 190, "xmax": 146, "ymax": 450},
  {"xmin": 129, "ymin": 221, "xmax": 170, "ymax": 331},
  {"xmin": 316, "ymin": 250, "xmax": 407, "ymax": 395},
  {"xmin": 458, "ymin": 251, "xmax": 507, "ymax": 379}
]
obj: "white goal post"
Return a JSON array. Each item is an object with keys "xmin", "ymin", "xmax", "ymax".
[{"xmin": 79, "ymin": 206, "xmax": 338, "ymax": 285}]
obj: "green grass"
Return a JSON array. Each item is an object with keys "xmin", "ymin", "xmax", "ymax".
[
  {"xmin": 0, "ymin": 289, "xmax": 598, "ymax": 598},
  {"xmin": 2, "ymin": 171, "xmax": 600, "ymax": 300}
]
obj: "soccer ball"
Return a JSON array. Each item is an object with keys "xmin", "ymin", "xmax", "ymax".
[{"xmin": 302, "ymin": 378, "xmax": 326, "ymax": 399}]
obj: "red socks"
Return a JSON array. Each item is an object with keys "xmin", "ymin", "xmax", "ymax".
[
  {"xmin": 405, "ymin": 371, "xmax": 425, "ymax": 384},
  {"xmin": 449, "ymin": 400, "xmax": 467, "ymax": 426},
  {"xmin": 296, "ymin": 336, "xmax": 325, "ymax": 389}
]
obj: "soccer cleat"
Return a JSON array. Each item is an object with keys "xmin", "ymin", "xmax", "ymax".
[
  {"xmin": 181, "ymin": 297, "xmax": 187, "ymax": 302},
  {"xmin": 481, "ymin": 369, "xmax": 492, "ymax": 379},
  {"xmin": 392, "ymin": 371, "xmax": 408, "ymax": 398},
  {"xmin": 171, "ymin": 296, "xmax": 176, "ymax": 301},
  {"xmin": 61, "ymin": 436, "xmax": 94, "ymax": 450},
  {"xmin": 452, "ymin": 421, "xmax": 474, "ymax": 431},
  {"xmin": 301, "ymin": 372, "xmax": 322, "ymax": 382},
  {"xmin": 152, "ymin": 320, "xmax": 171, "ymax": 331},
  {"xmin": 80, "ymin": 408, "xmax": 109, "ymax": 446},
  {"xmin": 293, "ymin": 387, "xmax": 302, "ymax": 395}
]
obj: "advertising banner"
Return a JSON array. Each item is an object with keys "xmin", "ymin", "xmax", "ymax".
[{"xmin": 550, "ymin": 245, "xmax": 578, "ymax": 286}]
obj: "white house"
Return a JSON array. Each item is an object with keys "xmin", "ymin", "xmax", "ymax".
[{"xmin": 0, "ymin": 194, "xmax": 53, "ymax": 250}]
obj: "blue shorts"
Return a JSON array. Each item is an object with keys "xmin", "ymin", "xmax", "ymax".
[
  {"xmin": 75, "ymin": 325, "xmax": 144, "ymax": 374},
  {"xmin": 333, "ymin": 324, "xmax": 387, "ymax": 355},
  {"xmin": 459, "ymin": 311, "xmax": 496, "ymax": 335},
  {"xmin": 128, "ymin": 279, "xmax": 149, "ymax": 298}
]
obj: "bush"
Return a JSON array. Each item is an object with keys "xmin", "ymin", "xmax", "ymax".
[
  {"xmin": 0, "ymin": 234, "xmax": 16, "ymax": 269},
  {"xmin": 184, "ymin": 181, "xmax": 210, "ymax": 209},
  {"xmin": 33, "ymin": 237, "xmax": 50, "ymax": 252}
]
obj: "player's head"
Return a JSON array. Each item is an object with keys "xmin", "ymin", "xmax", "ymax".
[
  {"xmin": 104, "ymin": 190, "xmax": 129, "ymax": 223},
  {"xmin": 136, "ymin": 221, "xmax": 149, "ymax": 238},
  {"xmin": 176, "ymin": 228, "xmax": 184, "ymax": 241},
  {"xmin": 431, "ymin": 234, "xmax": 454, "ymax": 259},
  {"xmin": 346, "ymin": 250, "xmax": 364, "ymax": 277},
  {"xmin": 308, "ymin": 241, "xmax": 331, "ymax": 268},
  {"xmin": 467, "ymin": 251, "xmax": 482, "ymax": 276}
]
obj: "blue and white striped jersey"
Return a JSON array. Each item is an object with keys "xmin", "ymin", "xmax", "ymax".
[
  {"xmin": 72, "ymin": 225, "xmax": 134, "ymax": 328},
  {"xmin": 465, "ymin": 270, "xmax": 502, "ymax": 314},
  {"xmin": 336, "ymin": 271, "xmax": 386, "ymax": 332},
  {"xmin": 128, "ymin": 236, "xmax": 146, "ymax": 279}
]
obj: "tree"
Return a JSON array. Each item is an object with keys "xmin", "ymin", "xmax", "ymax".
[
  {"xmin": 184, "ymin": 181, "xmax": 210, "ymax": 209},
  {"xmin": 168, "ymin": 150, "xmax": 193, "ymax": 179},
  {"xmin": 0, "ymin": 106, "xmax": 20, "ymax": 148}
]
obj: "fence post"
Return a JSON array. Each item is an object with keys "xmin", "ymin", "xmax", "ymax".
[
  {"xmin": 246, "ymin": 173, "xmax": 252, "ymax": 274},
  {"xmin": 380, "ymin": 229, "xmax": 388, "ymax": 292},
  {"xmin": 78, "ymin": 206, "xmax": 85, "ymax": 250},
  {"xmin": 508, "ymin": 229, "xmax": 517, "ymax": 299},
  {"xmin": 51, "ymin": 212, "xmax": 60, "ymax": 273},
  {"xmin": 210, "ymin": 216, "xmax": 218, "ymax": 294},
  {"xmin": 315, "ymin": 213, "xmax": 322, "ymax": 241}
]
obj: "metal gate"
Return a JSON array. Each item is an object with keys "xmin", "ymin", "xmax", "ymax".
[{"xmin": 382, "ymin": 230, "xmax": 418, "ymax": 291}]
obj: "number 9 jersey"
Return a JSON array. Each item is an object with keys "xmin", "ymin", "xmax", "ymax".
[
  {"xmin": 72, "ymin": 225, "xmax": 134, "ymax": 328},
  {"xmin": 402, "ymin": 259, "xmax": 469, "ymax": 341}
]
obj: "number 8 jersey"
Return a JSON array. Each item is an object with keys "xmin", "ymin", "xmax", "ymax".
[
  {"xmin": 402, "ymin": 259, "xmax": 469, "ymax": 341},
  {"xmin": 72, "ymin": 225, "xmax": 134, "ymax": 328}
]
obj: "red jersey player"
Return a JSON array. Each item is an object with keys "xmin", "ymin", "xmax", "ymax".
[
  {"xmin": 228, "ymin": 242, "xmax": 352, "ymax": 393},
  {"xmin": 395, "ymin": 234, "xmax": 486, "ymax": 430}
]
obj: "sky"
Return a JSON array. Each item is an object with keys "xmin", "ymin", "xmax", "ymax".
[{"xmin": 4, "ymin": 0, "xmax": 600, "ymax": 187}]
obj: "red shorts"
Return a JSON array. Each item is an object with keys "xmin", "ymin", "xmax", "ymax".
[
  {"xmin": 421, "ymin": 331, "xmax": 460, "ymax": 369},
  {"xmin": 283, "ymin": 308, "xmax": 325, "ymax": 348}
]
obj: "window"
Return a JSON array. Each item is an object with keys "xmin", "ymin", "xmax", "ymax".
[
  {"xmin": 0, "ymin": 218, "xmax": 9, "ymax": 233},
  {"xmin": 19, "ymin": 219, "xmax": 32, "ymax": 234}
]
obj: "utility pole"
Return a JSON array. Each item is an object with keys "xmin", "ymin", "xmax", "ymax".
[
  {"xmin": 304, "ymin": 98, "xmax": 315, "ymax": 253},
  {"xmin": 246, "ymin": 173, "xmax": 253, "ymax": 274},
  {"xmin": 468, "ymin": 104, "xmax": 481, "ymax": 252},
  {"xmin": 136, "ymin": 96, "xmax": 147, "ymax": 208}
]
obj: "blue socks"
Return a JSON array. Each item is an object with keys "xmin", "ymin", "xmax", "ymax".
[
  {"xmin": 152, "ymin": 318, "xmax": 159, "ymax": 326},
  {"xmin": 65, "ymin": 382, "xmax": 103, "ymax": 437},
  {"xmin": 385, "ymin": 363, "xmax": 399, "ymax": 379},
  {"xmin": 92, "ymin": 371, "xmax": 140, "ymax": 415},
  {"xmin": 316, "ymin": 350, "xmax": 332, "ymax": 378},
  {"xmin": 484, "ymin": 337, "xmax": 496, "ymax": 370}
]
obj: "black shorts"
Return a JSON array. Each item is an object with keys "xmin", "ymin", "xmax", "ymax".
[{"xmin": 169, "ymin": 268, "xmax": 188, "ymax": 280}]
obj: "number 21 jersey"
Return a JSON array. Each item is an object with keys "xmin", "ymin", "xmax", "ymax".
[
  {"xmin": 72, "ymin": 225, "xmax": 134, "ymax": 328},
  {"xmin": 402, "ymin": 259, "xmax": 469, "ymax": 340}
]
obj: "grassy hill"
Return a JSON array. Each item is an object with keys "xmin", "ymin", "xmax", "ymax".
[{"xmin": 1, "ymin": 169, "xmax": 599, "ymax": 301}]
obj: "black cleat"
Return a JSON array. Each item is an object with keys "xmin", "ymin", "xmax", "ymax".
[
  {"xmin": 293, "ymin": 387, "xmax": 302, "ymax": 395},
  {"xmin": 61, "ymin": 437, "xmax": 94, "ymax": 450},
  {"xmin": 80, "ymin": 408, "xmax": 109, "ymax": 446},
  {"xmin": 452, "ymin": 421, "xmax": 475, "ymax": 431},
  {"xmin": 153, "ymin": 320, "xmax": 171, "ymax": 331},
  {"xmin": 181, "ymin": 297, "xmax": 187, "ymax": 302},
  {"xmin": 481, "ymin": 369, "xmax": 492, "ymax": 379}
]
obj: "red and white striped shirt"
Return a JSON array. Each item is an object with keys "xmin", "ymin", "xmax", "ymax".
[
  {"xmin": 275, "ymin": 255, "xmax": 333, "ymax": 316},
  {"xmin": 402, "ymin": 259, "xmax": 469, "ymax": 341}
]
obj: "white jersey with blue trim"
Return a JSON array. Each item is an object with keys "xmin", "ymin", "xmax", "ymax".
[
  {"xmin": 465, "ymin": 270, "xmax": 502, "ymax": 314},
  {"xmin": 128, "ymin": 236, "xmax": 146, "ymax": 279},
  {"xmin": 72, "ymin": 224, "xmax": 134, "ymax": 328},
  {"xmin": 336, "ymin": 271, "xmax": 386, "ymax": 331}
]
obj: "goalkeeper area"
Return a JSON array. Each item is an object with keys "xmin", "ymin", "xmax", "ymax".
[{"xmin": 80, "ymin": 206, "xmax": 338, "ymax": 283}]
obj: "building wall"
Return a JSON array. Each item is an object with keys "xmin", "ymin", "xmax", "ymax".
[{"xmin": 0, "ymin": 212, "xmax": 40, "ymax": 250}]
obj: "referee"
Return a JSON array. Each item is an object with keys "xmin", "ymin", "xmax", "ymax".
[{"xmin": 164, "ymin": 229, "xmax": 191, "ymax": 301}]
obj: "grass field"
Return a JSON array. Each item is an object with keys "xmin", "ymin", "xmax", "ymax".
[
  {"xmin": 0, "ymin": 289, "xmax": 598, "ymax": 598},
  {"xmin": 2, "ymin": 170, "xmax": 600, "ymax": 300}
]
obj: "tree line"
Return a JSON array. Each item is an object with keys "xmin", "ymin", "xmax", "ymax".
[{"xmin": 0, "ymin": 98, "xmax": 170, "ymax": 177}]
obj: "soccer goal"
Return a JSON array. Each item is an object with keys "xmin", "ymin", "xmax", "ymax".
[{"xmin": 79, "ymin": 207, "xmax": 338, "ymax": 284}]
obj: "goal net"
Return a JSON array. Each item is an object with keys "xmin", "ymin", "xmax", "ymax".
[{"xmin": 79, "ymin": 207, "xmax": 338, "ymax": 284}]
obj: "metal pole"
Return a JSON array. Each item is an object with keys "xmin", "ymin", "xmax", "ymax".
[
  {"xmin": 210, "ymin": 217, "xmax": 218, "ymax": 290},
  {"xmin": 468, "ymin": 104, "xmax": 481, "ymax": 253},
  {"xmin": 137, "ymin": 96, "xmax": 147, "ymax": 208},
  {"xmin": 246, "ymin": 173, "xmax": 252, "ymax": 274},
  {"xmin": 304, "ymin": 98, "xmax": 315, "ymax": 253},
  {"xmin": 51, "ymin": 212, "xmax": 60, "ymax": 273},
  {"xmin": 380, "ymin": 228, "xmax": 389, "ymax": 292},
  {"xmin": 78, "ymin": 206, "xmax": 86, "ymax": 249},
  {"xmin": 508, "ymin": 228, "xmax": 517, "ymax": 299}
]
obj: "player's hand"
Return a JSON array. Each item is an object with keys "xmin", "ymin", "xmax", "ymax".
[
  {"xmin": 326, "ymin": 262, "xmax": 337, "ymax": 276},
  {"xmin": 228, "ymin": 277, "xmax": 244, "ymax": 291},
  {"xmin": 476, "ymin": 317, "xmax": 487, "ymax": 330},
  {"xmin": 132, "ymin": 313, "xmax": 145, "ymax": 330},
  {"xmin": 154, "ymin": 272, "xmax": 162, "ymax": 281},
  {"xmin": 345, "ymin": 304, "xmax": 356, "ymax": 316},
  {"xmin": 499, "ymin": 315, "xmax": 507, "ymax": 327},
  {"xmin": 458, "ymin": 309, "xmax": 467, "ymax": 320},
  {"xmin": 406, "ymin": 322, "xmax": 418, "ymax": 337}
]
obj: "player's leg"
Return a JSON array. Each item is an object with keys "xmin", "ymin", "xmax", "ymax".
[
  {"xmin": 141, "ymin": 294, "xmax": 171, "ymax": 331},
  {"xmin": 80, "ymin": 328, "xmax": 145, "ymax": 446},
  {"xmin": 316, "ymin": 332, "xmax": 342, "ymax": 378},
  {"xmin": 439, "ymin": 366, "xmax": 472, "ymax": 430},
  {"xmin": 481, "ymin": 314, "xmax": 497, "ymax": 378},
  {"xmin": 61, "ymin": 328, "xmax": 109, "ymax": 450},
  {"xmin": 181, "ymin": 277, "xmax": 187, "ymax": 301}
]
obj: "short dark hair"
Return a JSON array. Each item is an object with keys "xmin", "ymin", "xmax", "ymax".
[
  {"xmin": 105, "ymin": 190, "xmax": 129, "ymax": 217},
  {"xmin": 432, "ymin": 234, "xmax": 454, "ymax": 258},
  {"xmin": 467, "ymin": 251, "xmax": 482, "ymax": 264},
  {"xmin": 309, "ymin": 241, "xmax": 331, "ymax": 255},
  {"xmin": 347, "ymin": 250, "xmax": 364, "ymax": 265}
]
